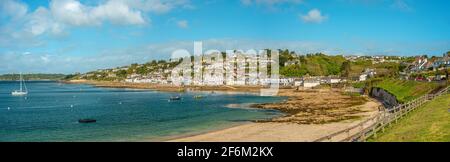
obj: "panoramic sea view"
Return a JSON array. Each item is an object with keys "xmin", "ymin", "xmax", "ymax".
[
  {"xmin": 0, "ymin": 81, "xmax": 283, "ymax": 142},
  {"xmin": 1, "ymin": 0, "xmax": 449, "ymax": 160}
]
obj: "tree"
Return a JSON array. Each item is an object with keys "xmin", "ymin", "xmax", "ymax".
[
  {"xmin": 280, "ymin": 65, "xmax": 307, "ymax": 77},
  {"xmin": 150, "ymin": 60, "xmax": 157, "ymax": 66},
  {"xmin": 278, "ymin": 49, "xmax": 295, "ymax": 67},
  {"xmin": 341, "ymin": 61, "xmax": 351, "ymax": 78},
  {"xmin": 136, "ymin": 66, "xmax": 148, "ymax": 75},
  {"xmin": 116, "ymin": 70, "xmax": 127, "ymax": 78},
  {"xmin": 446, "ymin": 69, "xmax": 449, "ymax": 81}
]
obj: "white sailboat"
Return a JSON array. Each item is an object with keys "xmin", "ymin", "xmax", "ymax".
[{"xmin": 11, "ymin": 73, "xmax": 28, "ymax": 96}]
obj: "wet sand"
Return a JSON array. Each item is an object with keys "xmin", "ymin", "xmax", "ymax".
[
  {"xmin": 170, "ymin": 97, "xmax": 381, "ymax": 142},
  {"xmin": 252, "ymin": 88, "xmax": 377, "ymax": 124}
]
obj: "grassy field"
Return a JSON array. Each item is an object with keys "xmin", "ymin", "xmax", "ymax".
[
  {"xmin": 374, "ymin": 79, "xmax": 439, "ymax": 103},
  {"xmin": 370, "ymin": 94, "xmax": 450, "ymax": 142}
]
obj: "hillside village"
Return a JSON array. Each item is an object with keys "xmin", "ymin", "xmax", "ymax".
[{"xmin": 68, "ymin": 50, "xmax": 450, "ymax": 88}]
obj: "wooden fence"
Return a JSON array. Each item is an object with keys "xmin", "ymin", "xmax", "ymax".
[{"xmin": 314, "ymin": 85, "xmax": 450, "ymax": 142}]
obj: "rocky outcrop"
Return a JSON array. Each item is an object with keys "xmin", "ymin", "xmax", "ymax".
[{"xmin": 370, "ymin": 87, "xmax": 399, "ymax": 109}]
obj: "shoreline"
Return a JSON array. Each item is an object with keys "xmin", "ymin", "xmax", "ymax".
[
  {"xmin": 63, "ymin": 80, "xmax": 266, "ymax": 93},
  {"xmin": 65, "ymin": 79, "xmax": 383, "ymax": 142},
  {"xmin": 169, "ymin": 97, "xmax": 381, "ymax": 142}
]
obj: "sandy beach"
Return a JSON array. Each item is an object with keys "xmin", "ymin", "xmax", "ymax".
[
  {"xmin": 169, "ymin": 121, "xmax": 365, "ymax": 142},
  {"xmin": 170, "ymin": 97, "xmax": 381, "ymax": 142}
]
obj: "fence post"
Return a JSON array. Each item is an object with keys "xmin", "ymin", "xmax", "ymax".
[
  {"xmin": 359, "ymin": 124, "xmax": 365, "ymax": 141},
  {"xmin": 395, "ymin": 111, "xmax": 398, "ymax": 123},
  {"xmin": 372, "ymin": 119, "xmax": 378, "ymax": 138}
]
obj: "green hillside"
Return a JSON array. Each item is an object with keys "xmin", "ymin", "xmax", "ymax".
[
  {"xmin": 370, "ymin": 94, "xmax": 450, "ymax": 142},
  {"xmin": 279, "ymin": 53, "xmax": 402, "ymax": 78},
  {"xmin": 280, "ymin": 53, "xmax": 346, "ymax": 77},
  {"xmin": 373, "ymin": 79, "xmax": 439, "ymax": 103}
]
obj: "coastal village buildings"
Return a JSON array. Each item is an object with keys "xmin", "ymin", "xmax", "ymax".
[
  {"xmin": 72, "ymin": 49, "xmax": 449, "ymax": 90},
  {"xmin": 303, "ymin": 77, "xmax": 321, "ymax": 88},
  {"xmin": 359, "ymin": 69, "xmax": 376, "ymax": 82},
  {"xmin": 406, "ymin": 54, "xmax": 449, "ymax": 78},
  {"xmin": 344, "ymin": 55, "xmax": 402, "ymax": 64},
  {"xmin": 124, "ymin": 52, "xmax": 355, "ymax": 88},
  {"xmin": 410, "ymin": 56, "xmax": 428, "ymax": 71},
  {"xmin": 80, "ymin": 52, "xmax": 449, "ymax": 87},
  {"xmin": 171, "ymin": 52, "xmax": 283, "ymax": 86}
]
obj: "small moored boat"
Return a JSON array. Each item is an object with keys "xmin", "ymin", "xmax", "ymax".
[
  {"xmin": 11, "ymin": 73, "xmax": 28, "ymax": 96},
  {"xmin": 78, "ymin": 119, "xmax": 97, "ymax": 123},
  {"xmin": 169, "ymin": 96, "xmax": 181, "ymax": 101},
  {"xmin": 194, "ymin": 95, "xmax": 204, "ymax": 99}
]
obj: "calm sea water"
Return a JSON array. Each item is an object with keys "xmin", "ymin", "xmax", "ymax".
[{"xmin": 0, "ymin": 81, "xmax": 283, "ymax": 142}]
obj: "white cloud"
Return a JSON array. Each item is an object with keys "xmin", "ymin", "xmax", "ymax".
[
  {"xmin": 40, "ymin": 55, "xmax": 51, "ymax": 63},
  {"xmin": 300, "ymin": 9, "xmax": 327, "ymax": 24},
  {"xmin": 2, "ymin": 38, "xmax": 448, "ymax": 74},
  {"xmin": 91, "ymin": 0, "xmax": 146, "ymax": 25},
  {"xmin": 0, "ymin": 0, "xmax": 28, "ymax": 19},
  {"xmin": 26, "ymin": 7, "xmax": 64, "ymax": 36},
  {"xmin": 127, "ymin": 0, "xmax": 193, "ymax": 14},
  {"xmin": 241, "ymin": 0, "xmax": 253, "ymax": 5},
  {"xmin": 240, "ymin": 0, "xmax": 303, "ymax": 9},
  {"xmin": 0, "ymin": 39, "xmax": 332, "ymax": 74},
  {"xmin": 343, "ymin": 0, "xmax": 414, "ymax": 12},
  {"xmin": 3, "ymin": 0, "xmax": 192, "ymax": 34},
  {"xmin": 241, "ymin": 0, "xmax": 303, "ymax": 6},
  {"xmin": 0, "ymin": 0, "xmax": 193, "ymax": 48},
  {"xmin": 176, "ymin": 20, "xmax": 189, "ymax": 28},
  {"xmin": 391, "ymin": 0, "xmax": 413, "ymax": 12},
  {"xmin": 50, "ymin": 0, "xmax": 146, "ymax": 26}
]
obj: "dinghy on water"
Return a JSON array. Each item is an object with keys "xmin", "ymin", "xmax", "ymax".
[
  {"xmin": 169, "ymin": 96, "xmax": 181, "ymax": 101},
  {"xmin": 11, "ymin": 73, "xmax": 28, "ymax": 96},
  {"xmin": 194, "ymin": 95, "xmax": 204, "ymax": 99},
  {"xmin": 78, "ymin": 119, "xmax": 97, "ymax": 123}
]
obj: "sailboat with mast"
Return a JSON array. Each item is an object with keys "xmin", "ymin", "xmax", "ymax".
[{"xmin": 11, "ymin": 73, "xmax": 28, "ymax": 96}]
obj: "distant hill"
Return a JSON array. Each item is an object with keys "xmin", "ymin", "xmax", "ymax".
[
  {"xmin": 280, "ymin": 53, "xmax": 346, "ymax": 77},
  {"xmin": 0, "ymin": 74, "xmax": 67, "ymax": 81}
]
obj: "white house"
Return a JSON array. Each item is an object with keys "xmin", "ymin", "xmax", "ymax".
[
  {"xmin": 324, "ymin": 76, "xmax": 342, "ymax": 84},
  {"xmin": 303, "ymin": 78, "xmax": 320, "ymax": 88},
  {"xmin": 359, "ymin": 74, "xmax": 368, "ymax": 82},
  {"xmin": 294, "ymin": 80, "xmax": 303, "ymax": 86}
]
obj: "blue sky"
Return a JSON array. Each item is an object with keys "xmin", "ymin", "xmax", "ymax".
[{"xmin": 0, "ymin": 0, "xmax": 449, "ymax": 74}]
